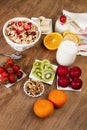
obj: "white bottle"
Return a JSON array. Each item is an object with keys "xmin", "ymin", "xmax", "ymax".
[
  {"xmin": 55, "ymin": 18, "xmax": 69, "ymax": 34},
  {"xmin": 56, "ymin": 40, "xmax": 78, "ymax": 66}
]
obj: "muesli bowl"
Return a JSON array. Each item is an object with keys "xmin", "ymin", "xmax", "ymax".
[{"xmin": 3, "ymin": 17, "xmax": 41, "ymax": 51}]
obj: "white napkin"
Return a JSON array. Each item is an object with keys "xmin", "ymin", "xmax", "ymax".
[{"xmin": 63, "ymin": 10, "xmax": 87, "ymax": 56}]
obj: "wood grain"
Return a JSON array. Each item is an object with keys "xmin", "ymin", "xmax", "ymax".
[{"xmin": 0, "ymin": 0, "xmax": 87, "ymax": 130}]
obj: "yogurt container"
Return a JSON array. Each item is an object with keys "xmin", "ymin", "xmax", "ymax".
[{"xmin": 55, "ymin": 18, "xmax": 69, "ymax": 34}]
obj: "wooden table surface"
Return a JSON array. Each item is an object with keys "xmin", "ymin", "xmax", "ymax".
[{"xmin": 0, "ymin": 0, "xmax": 87, "ymax": 130}]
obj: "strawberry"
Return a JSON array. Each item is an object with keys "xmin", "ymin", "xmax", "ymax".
[
  {"xmin": 7, "ymin": 58, "xmax": 14, "ymax": 65},
  {"xmin": 17, "ymin": 70, "xmax": 23, "ymax": 79},
  {"xmin": 13, "ymin": 65, "xmax": 20, "ymax": 73},
  {"xmin": 3, "ymin": 63, "xmax": 13, "ymax": 70},
  {"xmin": 7, "ymin": 67, "xmax": 14, "ymax": 74},
  {"xmin": 0, "ymin": 66, "xmax": 5, "ymax": 74},
  {"xmin": 24, "ymin": 24, "xmax": 31, "ymax": 30},
  {"xmin": 1, "ymin": 76, "xmax": 9, "ymax": 84},
  {"xmin": 9, "ymin": 74, "xmax": 18, "ymax": 83},
  {"xmin": 18, "ymin": 21, "xmax": 22, "ymax": 26},
  {"xmin": 1, "ymin": 71, "xmax": 9, "ymax": 78},
  {"xmin": 28, "ymin": 22, "xmax": 32, "ymax": 26},
  {"xmin": 60, "ymin": 15, "xmax": 66, "ymax": 24}
]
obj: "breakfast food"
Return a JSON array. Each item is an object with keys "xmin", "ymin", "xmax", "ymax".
[
  {"xmin": 63, "ymin": 31, "xmax": 80, "ymax": 44},
  {"xmin": 33, "ymin": 99, "xmax": 54, "ymax": 118},
  {"xmin": 69, "ymin": 66, "xmax": 81, "ymax": 78},
  {"xmin": 43, "ymin": 32, "xmax": 63, "ymax": 50},
  {"xmin": 0, "ymin": 58, "xmax": 23, "ymax": 85},
  {"xmin": 5, "ymin": 20, "xmax": 39, "ymax": 44},
  {"xmin": 23, "ymin": 78, "xmax": 44, "ymax": 97},
  {"xmin": 31, "ymin": 60, "xmax": 55, "ymax": 83},
  {"xmin": 60, "ymin": 15, "xmax": 67, "ymax": 24},
  {"xmin": 31, "ymin": 16, "xmax": 52, "ymax": 33},
  {"xmin": 57, "ymin": 65, "xmax": 83, "ymax": 90},
  {"xmin": 48, "ymin": 90, "xmax": 67, "ymax": 108},
  {"xmin": 55, "ymin": 15, "xmax": 69, "ymax": 33}
]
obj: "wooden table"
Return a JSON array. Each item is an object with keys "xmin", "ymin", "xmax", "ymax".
[{"xmin": 0, "ymin": 0, "xmax": 87, "ymax": 130}]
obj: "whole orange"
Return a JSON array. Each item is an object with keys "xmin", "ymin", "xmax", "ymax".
[
  {"xmin": 33, "ymin": 99, "xmax": 54, "ymax": 118},
  {"xmin": 48, "ymin": 90, "xmax": 67, "ymax": 108}
]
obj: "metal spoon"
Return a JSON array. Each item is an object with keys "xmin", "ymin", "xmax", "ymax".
[{"xmin": 0, "ymin": 53, "xmax": 23, "ymax": 60}]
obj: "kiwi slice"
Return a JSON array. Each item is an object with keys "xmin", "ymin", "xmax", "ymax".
[
  {"xmin": 41, "ymin": 60, "xmax": 51, "ymax": 70},
  {"xmin": 32, "ymin": 70, "xmax": 42, "ymax": 80},
  {"xmin": 33, "ymin": 61, "xmax": 42, "ymax": 68},
  {"xmin": 42, "ymin": 70, "xmax": 55, "ymax": 82},
  {"xmin": 32, "ymin": 67, "xmax": 42, "ymax": 72},
  {"xmin": 42, "ymin": 59, "xmax": 50, "ymax": 64}
]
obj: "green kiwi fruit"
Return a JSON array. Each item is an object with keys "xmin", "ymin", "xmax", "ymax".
[
  {"xmin": 33, "ymin": 61, "xmax": 42, "ymax": 68},
  {"xmin": 32, "ymin": 59, "xmax": 55, "ymax": 82},
  {"xmin": 42, "ymin": 70, "xmax": 55, "ymax": 82},
  {"xmin": 32, "ymin": 70, "xmax": 42, "ymax": 80}
]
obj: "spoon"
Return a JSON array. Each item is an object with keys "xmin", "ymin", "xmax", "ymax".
[{"xmin": 0, "ymin": 53, "xmax": 23, "ymax": 60}]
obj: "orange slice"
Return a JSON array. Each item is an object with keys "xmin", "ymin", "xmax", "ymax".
[
  {"xmin": 43, "ymin": 32, "xmax": 63, "ymax": 50},
  {"xmin": 63, "ymin": 31, "xmax": 80, "ymax": 44}
]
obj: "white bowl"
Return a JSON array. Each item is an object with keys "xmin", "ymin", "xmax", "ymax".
[
  {"xmin": 3, "ymin": 17, "xmax": 41, "ymax": 51},
  {"xmin": 23, "ymin": 79, "xmax": 45, "ymax": 97}
]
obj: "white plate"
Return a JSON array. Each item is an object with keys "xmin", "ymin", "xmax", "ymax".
[
  {"xmin": 5, "ymin": 70, "xmax": 26, "ymax": 88},
  {"xmin": 31, "ymin": 17, "xmax": 53, "ymax": 34},
  {"xmin": 57, "ymin": 76, "xmax": 81, "ymax": 92},
  {"xmin": 29, "ymin": 60, "xmax": 57, "ymax": 85}
]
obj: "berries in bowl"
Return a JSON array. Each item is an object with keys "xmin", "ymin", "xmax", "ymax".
[{"xmin": 3, "ymin": 17, "xmax": 41, "ymax": 51}]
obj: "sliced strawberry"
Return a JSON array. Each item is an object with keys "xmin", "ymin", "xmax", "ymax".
[
  {"xmin": 0, "ymin": 66, "xmax": 5, "ymax": 74},
  {"xmin": 24, "ymin": 24, "xmax": 31, "ymax": 30},
  {"xmin": 7, "ymin": 58, "xmax": 14, "ymax": 65},
  {"xmin": 7, "ymin": 67, "xmax": 14, "ymax": 74},
  {"xmin": 13, "ymin": 65, "xmax": 20, "ymax": 73},
  {"xmin": 17, "ymin": 70, "xmax": 23, "ymax": 79},
  {"xmin": 28, "ymin": 22, "xmax": 32, "ymax": 26},
  {"xmin": 9, "ymin": 74, "xmax": 18, "ymax": 83},
  {"xmin": 18, "ymin": 34, "xmax": 23, "ymax": 39},
  {"xmin": 1, "ymin": 76, "xmax": 9, "ymax": 84},
  {"xmin": 18, "ymin": 21, "xmax": 22, "ymax": 26}
]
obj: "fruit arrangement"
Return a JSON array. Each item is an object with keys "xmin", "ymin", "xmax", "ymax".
[
  {"xmin": 0, "ymin": 58, "xmax": 25, "ymax": 87},
  {"xmin": 56, "ymin": 65, "xmax": 83, "ymax": 90},
  {"xmin": 30, "ymin": 59, "xmax": 57, "ymax": 84},
  {"xmin": 33, "ymin": 89, "xmax": 67, "ymax": 118}
]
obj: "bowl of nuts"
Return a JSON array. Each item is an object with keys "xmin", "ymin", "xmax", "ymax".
[
  {"xmin": 3, "ymin": 17, "xmax": 41, "ymax": 51},
  {"xmin": 23, "ymin": 78, "xmax": 45, "ymax": 97}
]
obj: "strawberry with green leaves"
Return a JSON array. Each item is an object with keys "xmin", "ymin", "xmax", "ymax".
[
  {"xmin": 1, "ymin": 76, "xmax": 9, "ymax": 84},
  {"xmin": 13, "ymin": 65, "xmax": 20, "ymax": 73},
  {"xmin": 9, "ymin": 74, "xmax": 18, "ymax": 83},
  {"xmin": 7, "ymin": 67, "xmax": 15, "ymax": 74},
  {"xmin": 7, "ymin": 58, "xmax": 14, "ymax": 66}
]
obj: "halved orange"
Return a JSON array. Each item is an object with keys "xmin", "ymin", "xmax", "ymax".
[
  {"xmin": 43, "ymin": 32, "xmax": 63, "ymax": 50},
  {"xmin": 63, "ymin": 31, "xmax": 80, "ymax": 44}
]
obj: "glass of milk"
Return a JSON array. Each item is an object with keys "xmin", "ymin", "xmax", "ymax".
[{"xmin": 56, "ymin": 40, "xmax": 78, "ymax": 66}]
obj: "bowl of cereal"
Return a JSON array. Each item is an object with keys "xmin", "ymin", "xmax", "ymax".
[{"xmin": 3, "ymin": 17, "xmax": 41, "ymax": 51}]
